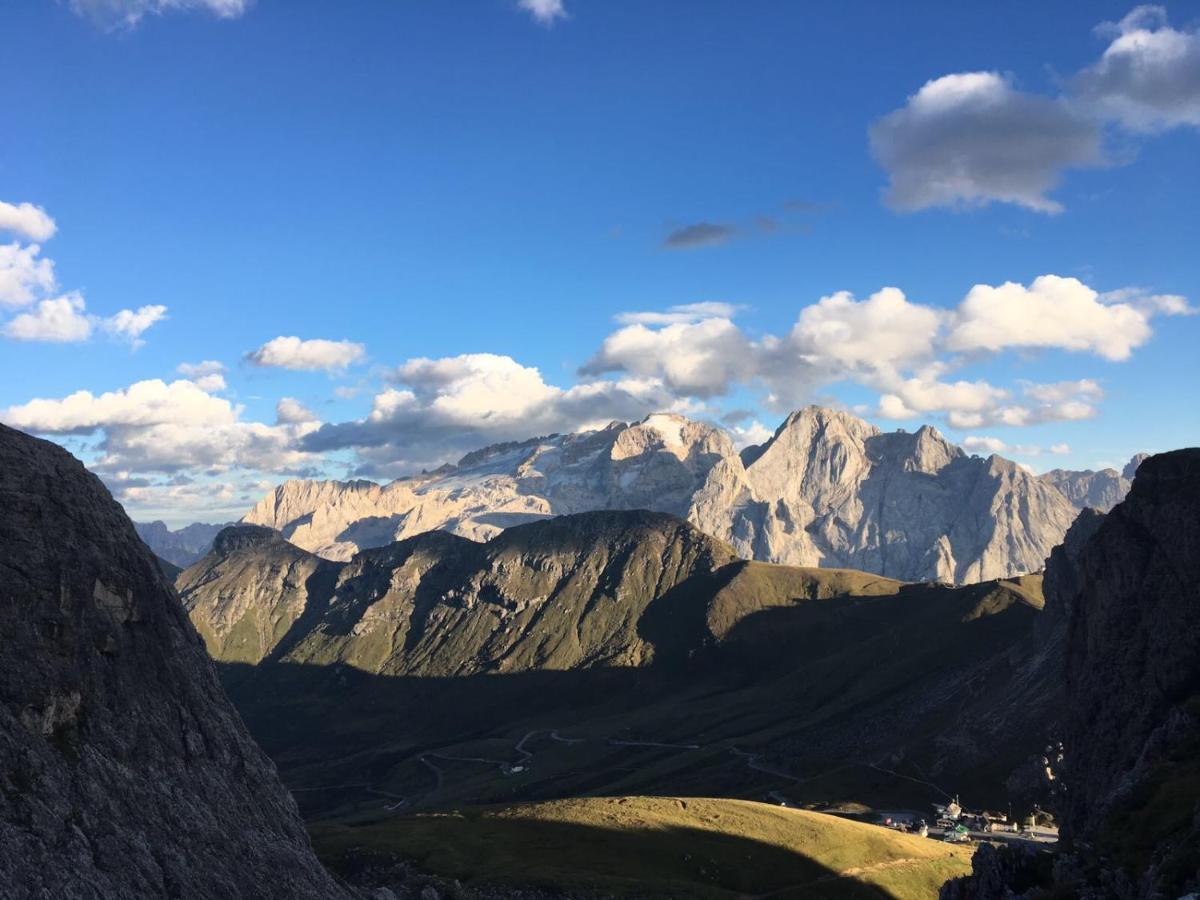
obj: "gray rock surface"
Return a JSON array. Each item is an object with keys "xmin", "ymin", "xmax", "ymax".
[
  {"xmin": 0, "ymin": 423, "xmax": 348, "ymax": 899},
  {"xmin": 1038, "ymin": 453, "xmax": 1146, "ymax": 513},
  {"xmin": 688, "ymin": 407, "xmax": 1079, "ymax": 583},
  {"xmin": 241, "ymin": 407, "xmax": 1078, "ymax": 585}
]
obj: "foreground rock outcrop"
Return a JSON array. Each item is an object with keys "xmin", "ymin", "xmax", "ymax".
[
  {"xmin": 943, "ymin": 448, "xmax": 1200, "ymax": 899},
  {"xmin": 0, "ymin": 424, "xmax": 347, "ymax": 899},
  {"xmin": 240, "ymin": 407, "xmax": 1079, "ymax": 584}
]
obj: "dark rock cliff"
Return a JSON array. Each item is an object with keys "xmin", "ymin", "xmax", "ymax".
[
  {"xmin": 0, "ymin": 424, "xmax": 348, "ymax": 899},
  {"xmin": 942, "ymin": 448, "xmax": 1200, "ymax": 899}
]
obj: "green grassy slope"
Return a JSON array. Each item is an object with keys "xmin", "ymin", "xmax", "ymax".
[{"xmin": 312, "ymin": 796, "xmax": 973, "ymax": 899}]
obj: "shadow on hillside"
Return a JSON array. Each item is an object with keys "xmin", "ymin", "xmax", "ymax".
[
  {"xmin": 214, "ymin": 567, "xmax": 1056, "ymax": 823},
  {"xmin": 313, "ymin": 803, "xmax": 917, "ymax": 899}
]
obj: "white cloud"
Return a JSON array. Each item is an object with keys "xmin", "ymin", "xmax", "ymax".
[
  {"xmin": 303, "ymin": 352, "xmax": 676, "ymax": 471},
  {"xmin": 615, "ymin": 302, "xmax": 743, "ymax": 326},
  {"xmin": 728, "ymin": 419, "xmax": 774, "ymax": 449},
  {"xmin": 869, "ymin": 72, "xmax": 1102, "ymax": 213},
  {"xmin": 177, "ymin": 361, "xmax": 226, "ymax": 392},
  {"xmin": 246, "ymin": 336, "xmax": 366, "ymax": 372},
  {"xmin": 102, "ymin": 304, "xmax": 168, "ymax": 348},
  {"xmin": 1050, "ymin": 443, "xmax": 1072, "ymax": 455},
  {"xmin": 870, "ymin": 8, "xmax": 1200, "ymax": 213},
  {"xmin": 517, "ymin": 0, "xmax": 566, "ymax": 27},
  {"xmin": 276, "ymin": 397, "xmax": 318, "ymax": 425},
  {"xmin": 177, "ymin": 360, "xmax": 225, "ymax": 378},
  {"xmin": 70, "ymin": 0, "xmax": 250, "ymax": 30},
  {"xmin": 0, "ymin": 243, "xmax": 57, "ymax": 308},
  {"xmin": 878, "ymin": 375, "xmax": 1009, "ymax": 425},
  {"xmin": 961, "ymin": 435, "xmax": 1048, "ymax": 457},
  {"xmin": 946, "ymin": 275, "xmax": 1153, "ymax": 360},
  {"xmin": 0, "ymin": 202, "xmax": 57, "ymax": 242},
  {"xmin": 0, "ymin": 376, "xmax": 319, "ymax": 478},
  {"xmin": 582, "ymin": 316, "xmax": 755, "ymax": 398},
  {"xmin": 1, "ymin": 378, "xmax": 236, "ymax": 433},
  {"xmin": 0, "ymin": 201, "xmax": 167, "ymax": 347},
  {"xmin": 3, "ymin": 293, "xmax": 93, "ymax": 342},
  {"xmin": 788, "ymin": 287, "xmax": 942, "ymax": 374},
  {"xmin": 1075, "ymin": 5, "xmax": 1200, "ymax": 131},
  {"xmin": 2, "ymin": 293, "xmax": 168, "ymax": 346}
]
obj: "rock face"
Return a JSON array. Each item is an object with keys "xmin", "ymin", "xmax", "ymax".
[
  {"xmin": 0, "ymin": 424, "xmax": 347, "ymax": 899},
  {"xmin": 1038, "ymin": 453, "xmax": 1145, "ymax": 513},
  {"xmin": 942, "ymin": 448, "xmax": 1200, "ymax": 900},
  {"xmin": 243, "ymin": 413, "xmax": 734, "ymax": 561},
  {"xmin": 134, "ymin": 519, "xmax": 229, "ymax": 567},
  {"xmin": 688, "ymin": 407, "xmax": 1079, "ymax": 583},
  {"xmin": 1055, "ymin": 448, "xmax": 1200, "ymax": 895},
  {"xmin": 241, "ymin": 407, "xmax": 1077, "ymax": 585}
]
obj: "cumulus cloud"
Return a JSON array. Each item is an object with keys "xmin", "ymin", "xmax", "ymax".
[
  {"xmin": 3, "ymin": 294, "xmax": 94, "ymax": 342},
  {"xmin": 0, "ymin": 377, "xmax": 318, "ymax": 478},
  {"xmin": 101, "ymin": 304, "xmax": 168, "ymax": 349},
  {"xmin": 788, "ymin": 287, "xmax": 942, "ymax": 375},
  {"xmin": 0, "ymin": 200, "xmax": 167, "ymax": 347},
  {"xmin": 0, "ymin": 202, "xmax": 57, "ymax": 242},
  {"xmin": 585, "ymin": 274, "xmax": 1183, "ymax": 430},
  {"xmin": 70, "ymin": 0, "xmax": 250, "ymax": 30},
  {"xmin": 3, "ymin": 294, "xmax": 168, "ymax": 346},
  {"xmin": 276, "ymin": 397, "xmax": 318, "ymax": 425},
  {"xmin": 517, "ymin": 0, "xmax": 566, "ymax": 27},
  {"xmin": 246, "ymin": 336, "xmax": 366, "ymax": 372},
  {"xmin": 662, "ymin": 222, "xmax": 739, "ymax": 250},
  {"xmin": 870, "ymin": 72, "xmax": 1103, "ymax": 213},
  {"xmin": 177, "ymin": 360, "xmax": 227, "ymax": 392},
  {"xmin": 1076, "ymin": 5, "xmax": 1200, "ymax": 131},
  {"xmin": 946, "ymin": 275, "xmax": 1153, "ymax": 360},
  {"xmin": 582, "ymin": 316, "xmax": 755, "ymax": 398},
  {"xmin": 871, "ymin": 7, "xmax": 1200, "ymax": 213},
  {"xmin": 0, "ymin": 242, "xmax": 57, "ymax": 308}
]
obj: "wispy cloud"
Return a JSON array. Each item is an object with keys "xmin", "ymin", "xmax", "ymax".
[{"xmin": 517, "ymin": 0, "xmax": 567, "ymax": 27}]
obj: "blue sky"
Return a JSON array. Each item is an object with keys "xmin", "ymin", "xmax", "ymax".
[{"xmin": 1, "ymin": 0, "xmax": 1197, "ymax": 523}]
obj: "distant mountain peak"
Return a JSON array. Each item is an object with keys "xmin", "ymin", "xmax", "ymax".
[{"xmin": 230, "ymin": 405, "xmax": 1078, "ymax": 584}]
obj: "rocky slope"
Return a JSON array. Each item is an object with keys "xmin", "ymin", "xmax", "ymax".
[
  {"xmin": 0, "ymin": 423, "xmax": 347, "ymax": 899},
  {"xmin": 239, "ymin": 407, "xmax": 1078, "ymax": 584},
  {"xmin": 1055, "ymin": 448, "xmax": 1200, "ymax": 896},
  {"xmin": 134, "ymin": 519, "xmax": 229, "ymax": 567},
  {"xmin": 1038, "ymin": 452, "xmax": 1146, "ymax": 513}
]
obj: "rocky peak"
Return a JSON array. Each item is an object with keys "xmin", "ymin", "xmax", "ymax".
[
  {"xmin": 212, "ymin": 523, "xmax": 286, "ymax": 556},
  {"xmin": 1122, "ymin": 451, "xmax": 1149, "ymax": 481}
]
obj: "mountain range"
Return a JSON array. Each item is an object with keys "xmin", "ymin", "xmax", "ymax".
[
  {"xmin": 144, "ymin": 406, "xmax": 1144, "ymax": 586},
  {"xmin": 179, "ymin": 508, "xmax": 1059, "ymax": 823}
]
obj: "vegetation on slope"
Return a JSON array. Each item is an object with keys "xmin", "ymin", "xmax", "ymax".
[{"xmin": 312, "ymin": 796, "xmax": 973, "ymax": 899}]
